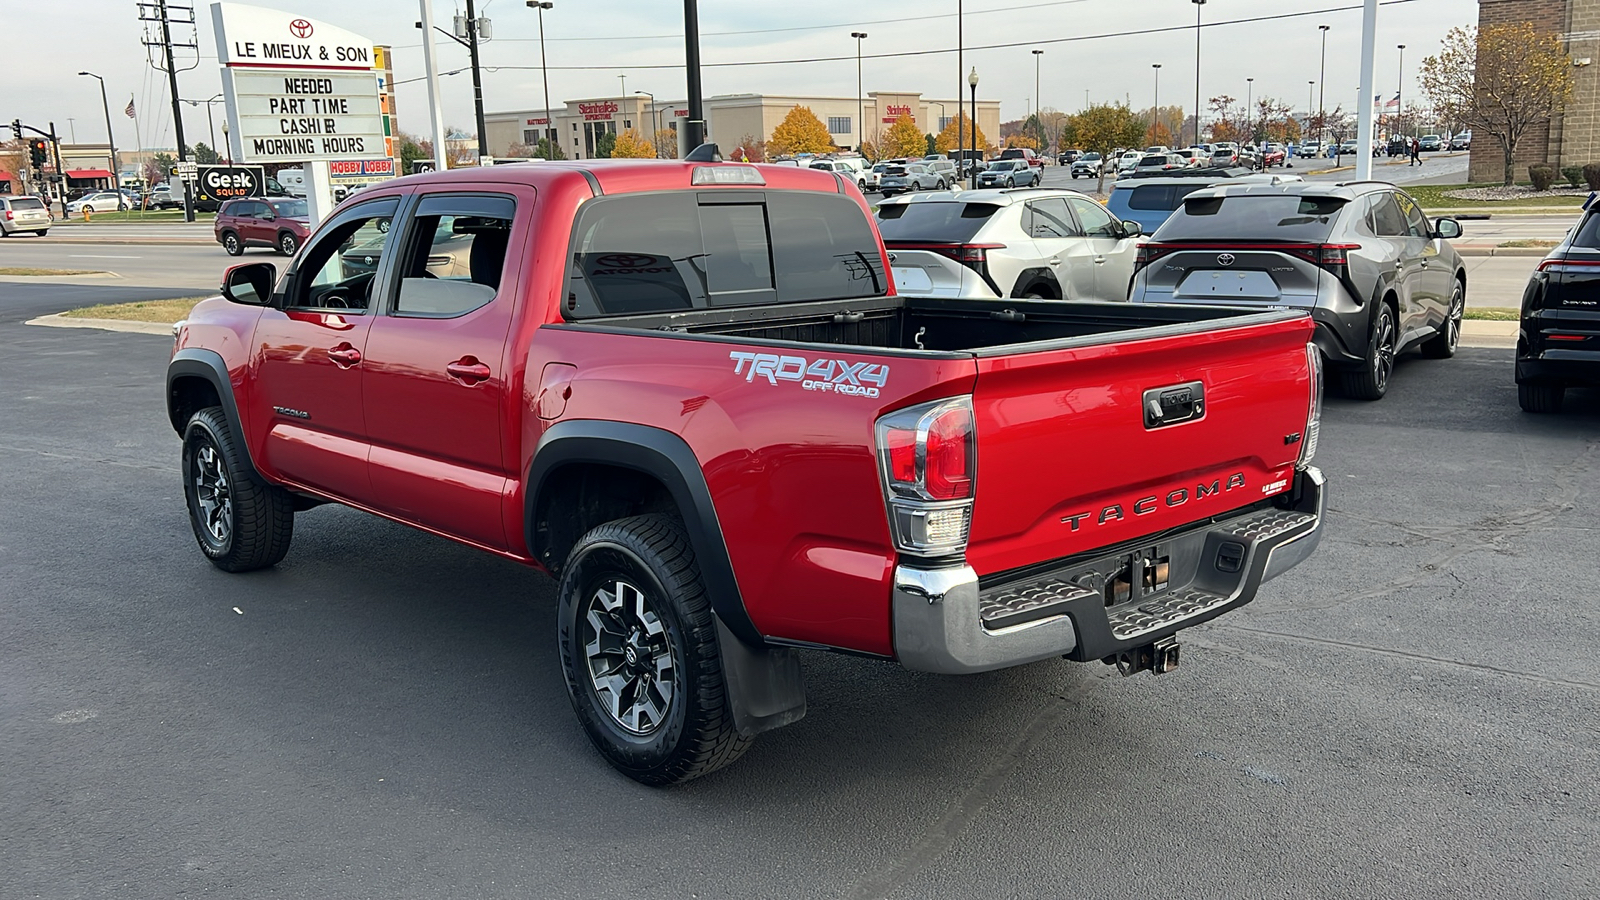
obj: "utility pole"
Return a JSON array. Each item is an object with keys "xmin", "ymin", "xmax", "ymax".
[
  {"xmin": 1033, "ymin": 49, "xmax": 1043, "ymax": 121},
  {"xmin": 683, "ymin": 0, "xmax": 705, "ymax": 149},
  {"xmin": 465, "ymin": 0, "xmax": 489, "ymax": 160},
  {"xmin": 1318, "ymin": 24, "xmax": 1331, "ymax": 150},
  {"xmin": 528, "ymin": 2, "xmax": 554, "ymax": 156},
  {"xmin": 1192, "ymin": 0, "xmax": 1205, "ymax": 147},
  {"xmin": 852, "ymin": 32, "xmax": 867, "ymax": 154},
  {"xmin": 158, "ymin": 0, "xmax": 194, "ymax": 220},
  {"xmin": 1397, "ymin": 44, "xmax": 1406, "ymax": 138}
]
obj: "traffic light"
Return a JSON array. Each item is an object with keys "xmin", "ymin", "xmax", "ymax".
[
  {"xmin": 28, "ymin": 139, "xmax": 48, "ymax": 168},
  {"xmin": 10, "ymin": 119, "xmax": 20, "ymax": 141}
]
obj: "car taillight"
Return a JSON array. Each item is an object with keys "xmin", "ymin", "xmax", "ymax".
[
  {"xmin": 876, "ymin": 397, "xmax": 976, "ymax": 557},
  {"xmin": 1133, "ymin": 242, "xmax": 1180, "ymax": 274},
  {"xmin": 953, "ymin": 244, "xmax": 1001, "ymax": 266},
  {"xmin": 3, "ymin": 211, "xmax": 12, "ymax": 220},
  {"xmin": 1537, "ymin": 258, "xmax": 1600, "ymax": 274},
  {"xmin": 1317, "ymin": 243, "xmax": 1359, "ymax": 278},
  {"xmin": 1299, "ymin": 344, "xmax": 1322, "ymax": 467}
]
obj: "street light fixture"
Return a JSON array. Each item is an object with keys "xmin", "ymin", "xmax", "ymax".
[
  {"xmin": 852, "ymin": 32, "xmax": 868, "ymax": 154},
  {"xmin": 1153, "ymin": 64, "xmax": 1162, "ymax": 140},
  {"xmin": 526, "ymin": 2, "xmax": 554, "ymax": 155},
  {"xmin": 968, "ymin": 67, "xmax": 980, "ymax": 189},
  {"xmin": 1246, "ymin": 77, "xmax": 1254, "ymax": 141},
  {"xmin": 1318, "ymin": 24, "xmax": 1331, "ymax": 148},
  {"xmin": 77, "ymin": 71, "xmax": 118, "ymax": 188},
  {"xmin": 1032, "ymin": 49, "xmax": 1043, "ymax": 121},
  {"xmin": 220, "ymin": 120, "xmax": 231, "ymax": 165},
  {"xmin": 1192, "ymin": 0, "xmax": 1205, "ymax": 147},
  {"xmin": 184, "ymin": 93, "xmax": 224, "ymax": 161},
  {"xmin": 1397, "ymin": 44, "xmax": 1406, "ymax": 137}
]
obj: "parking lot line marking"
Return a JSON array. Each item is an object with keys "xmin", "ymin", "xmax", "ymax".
[{"xmin": 69, "ymin": 254, "xmax": 143, "ymax": 259}]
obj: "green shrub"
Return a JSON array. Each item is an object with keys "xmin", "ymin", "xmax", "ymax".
[
  {"xmin": 1584, "ymin": 163, "xmax": 1600, "ymax": 191},
  {"xmin": 1562, "ymin": 166, "xmax": 1585, "ymax": 187},
  {"xmin": 1529, "ymin": 165, "xmax": 1556, "ymax": 191}
]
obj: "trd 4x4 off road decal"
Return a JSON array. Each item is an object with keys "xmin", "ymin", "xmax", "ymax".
[{"xmin": 729, "ymin": 351, "xmax": 888, "ymax": 398}]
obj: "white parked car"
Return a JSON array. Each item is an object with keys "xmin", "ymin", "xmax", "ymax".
[
  {"xmin": 66, "ymin": 191, "xmax": 129, "ymax": 214},
  {"xmin": 808, "ymin": 157, "xmax": 870, "ymax": 189},
  {"xmin": 874, "ymin": 188, "xmax": 1144, "ymax": 301},
  {"xmin": 1115, "ymin": 150, "xmax": 1143, "ymax": 177}
]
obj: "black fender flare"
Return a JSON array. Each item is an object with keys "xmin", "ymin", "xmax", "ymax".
[
  {"xmin": 167, "ymin": 348, "xmax": 262, "ymax": 476},
  {"xmin": 1012, "ymin": 267, "xmax": 1062, "ymax": 299},
  {"xmin": 527, "ymin": 419, "xmax": 762, "ymax": 646},
  {"xmin": 527, "ymin": 420, "xmax": 806, "ymax": 736}
]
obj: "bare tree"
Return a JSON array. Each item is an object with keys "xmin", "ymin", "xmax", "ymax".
[{"xmin": 1421, "ymin": 23, "xmax": 1574, "ymax": 186}]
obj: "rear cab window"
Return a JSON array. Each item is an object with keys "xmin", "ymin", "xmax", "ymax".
[
  {"xmin": 1162, "ymin": 193, "xmax": 1348, "ymax": 241},
  {"xmin": 565, "ymin": 189, "xmax": 887, "ymax": 318}
]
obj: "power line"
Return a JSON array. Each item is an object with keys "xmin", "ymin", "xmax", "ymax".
[{"xmin": 468, "ymin": 0, "xmax": 1426, "ymax": 72}]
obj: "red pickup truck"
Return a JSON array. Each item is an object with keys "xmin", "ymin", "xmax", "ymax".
[{"xmin": 167, "ymin": 153, "xmax": 1325, "ymax": 785}]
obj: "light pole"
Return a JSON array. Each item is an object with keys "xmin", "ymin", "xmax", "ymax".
[
  {"xmin": 184, "ymin": 93, "xmax": 223, "ymax": 160},
  {"xmin": 1396, "ymin": 44, "xmax": 1406, "ymax": 137},
  {"xmin": 635, "ymin": 91, "xmax": 660, "ymax": 155},
  {"xmin": 1032, "ymin": 49, "xmax": 1043, "ymax": 121},
  {"xmin": 968, "ymin": 67, "xmax": 979, "ymax": 189},
  {"xmin": 852, "ymin": 32, "xmax": 868, "ymax": 153},
  {"xmin": 1152, "ymin": 64, "xmax": 1161, "ymax": 141},
  {"xmin": 1246, "ymin": 77, "xmax": 1254, "ymax": 142},
  {"xmin": 1318, "ymin": 24, "xmax": 1331, "ymax": 148},
  {"xmin": 77, "ymin": 71, "xmax": 118, "ymax": 188},
  {"xmin": 1192, "ymin": 0, "xmax": 1205, "ymax": 147},
  {"xmin": 526, "ymin": 2, "xmax": 554, "ymax": 155},
  {"xmin": 221, "ymin": 120, "xmax": 231, "ymax": 165}
]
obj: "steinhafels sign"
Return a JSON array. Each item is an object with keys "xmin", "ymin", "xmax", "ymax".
[
  {"xmin": 212, "ymin": 3, "xmax": 386, "ymax": 164},
  {"xmin": 579, "ymin": 101, "xmax": 618, "ymax": 122}
]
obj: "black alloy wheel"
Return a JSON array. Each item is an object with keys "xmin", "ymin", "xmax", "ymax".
[
  {"xmin": 557, "ymin": 514, "xmax": 751, "ymax": 785},
  {"xmin": 222, "ymin": 231, "xmax": 244, "ymax": 256},
  {"xmin": 278, "ymin": 231, "xmax": 299, "ymax": 256},
  {"xmin": 181, "ymin": 406, "xmax": 294, "ymax": 571},
  {"xmin": 1421, "ymin": 279, "xmax": 1464, "ymax": 359},
  {"xmin": 1339, "ymin": 302, "xmax": 1398, "ymax": 401}
]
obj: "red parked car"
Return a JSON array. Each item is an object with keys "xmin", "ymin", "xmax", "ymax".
[
  {"xmin": 215, "ymin": 196, "xmax": 311, "ymax": 257},
  {"xmin": 168, "ymin": 151, "xmax": 1325, "ymax": 785}
]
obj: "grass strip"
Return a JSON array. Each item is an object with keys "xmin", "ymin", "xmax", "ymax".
[
  {"xmin": 60, "ymin": 296, "xmax": 213, "ymax": 323},
  {"xmin": 1464, "ymin": 307, "xmax": 1519, "ymax": 321}
]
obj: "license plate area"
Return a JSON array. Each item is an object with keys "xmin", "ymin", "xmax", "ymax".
[{"xmin": 1177, "ymin": 269, "xmax": 1281, "ymax": 300}]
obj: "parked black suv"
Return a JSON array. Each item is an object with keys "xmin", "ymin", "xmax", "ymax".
[{"xmin": 1517, "ymin": 204, "xmax": 1600, "ymax": 412}]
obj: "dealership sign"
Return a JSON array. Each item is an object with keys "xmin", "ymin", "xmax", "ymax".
[
  {"xmin": 579, "ymin": 101, "xmax": 619, "ymax": 121},
  {"xmin": 212, "ymin": 3, "xmax": 385, "ymax": 163}
]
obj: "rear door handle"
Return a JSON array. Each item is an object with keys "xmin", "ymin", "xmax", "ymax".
[
  {"xmin": 447, "ymin": 358, "xmax": 492, "ymax": 384},
  {"xmin": 327, "ymin": 345, "xmax": 362, "ymax": 367},
  {"xmin": 1094, "ymin": 256, "xmax": 1107, "ymax": 264},
  {"xmin": 1049, "ymin": 258, "xmax": 1061, "ymax": 266}
]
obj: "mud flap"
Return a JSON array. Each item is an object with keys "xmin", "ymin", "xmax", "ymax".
[{"xmin": 716, "ymin": 618, "xmax": 807, "ymax": 737}]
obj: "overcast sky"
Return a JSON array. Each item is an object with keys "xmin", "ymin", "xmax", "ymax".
[{"xmin": 11, "ymin": 0, "xmax": 1477, "ymax": 150}]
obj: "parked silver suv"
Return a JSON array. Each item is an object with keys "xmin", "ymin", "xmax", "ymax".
[{"xmin": 1130, "ymin": 181, "xmax": 1466, "ymax": 400}]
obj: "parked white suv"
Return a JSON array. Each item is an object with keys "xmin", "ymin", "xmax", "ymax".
[{"xmin": 874, "ymin": 188, "xmax": 1144, "ymax": 301}]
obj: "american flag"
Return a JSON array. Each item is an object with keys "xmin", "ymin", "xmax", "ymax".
[{"xmin": 124, "ymin": 98, "xmax": 136, "ymax": 119}]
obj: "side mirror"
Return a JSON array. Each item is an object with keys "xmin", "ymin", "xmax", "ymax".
[
  {"xmin": 1121, "ymin": 220, "xmax": 1143, "ymax": 238},
  {"xmin": 221, "ymin": 262, "xmax": 277, "ymax": 306},
  {"xmin": 1435, "ymin": 218, "xmax": 1462, "ymax": 240}
]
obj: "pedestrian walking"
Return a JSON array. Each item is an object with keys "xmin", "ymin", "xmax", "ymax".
[{"xmin": 1410, "ymin": 137, "xmax": 1421, "ymax": 166}]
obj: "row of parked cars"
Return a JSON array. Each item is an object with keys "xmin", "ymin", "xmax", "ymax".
[{"xmin": 877, "ymin": 171, "xmax": 1466, "ymax": 402}]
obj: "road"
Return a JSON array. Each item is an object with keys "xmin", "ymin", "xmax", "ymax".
[{"xmin": 1, "ymin": 283, "xmax": 1597, "ymax": 899}]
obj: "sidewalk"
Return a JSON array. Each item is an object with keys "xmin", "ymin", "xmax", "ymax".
[
  {"xmin": 1461, "ymin": 319, "xmax": 1516, "ymax": 349},
  {"xmin": 24, "ymin": 220, "xmax": 214, "ymax": 245}
]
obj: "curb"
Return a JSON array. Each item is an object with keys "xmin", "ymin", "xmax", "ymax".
[
  {"xmin": 24, "ymin": 314, "xmax": 173, "ymax": 336},
  {"xmin": 1455, "ymin": 247, "xmax": 1550, "ymax": 258},
  {"xmin": 18, "ymin": 238, "xmax": 215, "ymax": 246},
  {"xmin": 0, "ymin": 272, "xmax": 120, "ymax": 282},
  {"xmin": 1462, "ymin": 320, "xmax": 1518, "ymax": 337}
]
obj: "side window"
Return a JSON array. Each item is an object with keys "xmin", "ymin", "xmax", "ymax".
[
  {"xmin": 287, "ymin": 198, "xmax": 398, "ymax": 312},
  {"xmin": 390, "ymin": 193, "xmax": 516, "ymax": 318},
  {"xmin": 1026, "ymin": 198, "xmax": 1080, "ymax": 238},
  {"xmin": 1394, "ymin": 192, "xmax": 1431, "ymax": 238},
  {"xmin": 1068, "ymin": 196, "xmax": 1120, "ymax": 238},
  {"xmin": 1369, "ymin": 194, "xmax": 1410, "ymax": 237}
]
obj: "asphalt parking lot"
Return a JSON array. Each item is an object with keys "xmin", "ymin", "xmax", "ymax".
[{"xmin": 2, "ymin": 283, "xmax": 1597, "ymax": 899}]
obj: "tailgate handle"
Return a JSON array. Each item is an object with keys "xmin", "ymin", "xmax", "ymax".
[{"xmin": 1143, "ymin": 381, "xmax": 1205, "ymax": 429}]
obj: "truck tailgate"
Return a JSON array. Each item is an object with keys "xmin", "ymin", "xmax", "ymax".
[{"xmin": 966, "ymin": 311, "xmax": 1315, "ymax": 577}]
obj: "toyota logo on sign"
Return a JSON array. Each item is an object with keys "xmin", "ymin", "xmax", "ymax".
[
  {"xmin": 1216, "ymin": 253, "xmax": 1236, "ymax": 267},
  {"xmin": 289, "ymin": 18, "xmax": 314, "ymax": 38},
  {"xmin": 595, "ymin": 253, "xmax": 660, "ymax": 268}
]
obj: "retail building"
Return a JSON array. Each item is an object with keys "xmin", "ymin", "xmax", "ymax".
[
  {"xmin": 487, "ymin": 91, "xmax": 1001, "ymax": 160},
  {"xmin": 1470, "ymin": 0, "xmax": 1600, "ymax": 180}
]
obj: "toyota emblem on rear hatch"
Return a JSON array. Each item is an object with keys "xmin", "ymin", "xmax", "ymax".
[{"xmin": 1216, "ymin": 253, "xmax": 1236, "ymax": 266}]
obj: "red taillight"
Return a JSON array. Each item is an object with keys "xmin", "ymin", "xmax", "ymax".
[
  {"xmin": 1133, "ymin": 242, "xmax": 1180, "ymax": 273},
  {"xmin": 3, "ymin": 211, "xmax": 12, "ymax": 220},
  {"xmin": 1537, "ymin": 258, "xmax": 1600, "ymax": 273},
  {"xmin": 886, "ymin": 428, "xmax": 918, "ymax": 483},
  {"xmin": 1548, "ymin": 333, "xmax": 1588, "ymax": 341},
  {"xmin": 1318, "ymin": 243, "xmax": 1360, "ymax": 268},
  {"xmin": 924, "ymin": 407, "xmax": 973, "ymax": 500}
]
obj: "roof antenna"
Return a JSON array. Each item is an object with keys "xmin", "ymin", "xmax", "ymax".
[{"xmin": 685, "ymin": 142, "xmax": 721, "ymax": 162}]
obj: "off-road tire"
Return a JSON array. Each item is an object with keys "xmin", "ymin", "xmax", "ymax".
[
  {"xmin": 1338, "ymin": 301, "xmax": 1398, "ymax": 401},
  {"xmin": 181, "ymin": 406, "xmax": 294, "ymax": 572},
  {"xmin": 1421, "ymin": 278, "xmax": 1465, "ymax": 359},
  {"xmin": 558, "ymin": 514, "xmax": 751, "ymax": 786},
  {"xmin": 221, "ymin": 230, "xmax": 244, "ymax": 256},
  {"xmin": 1518, "ymin": 381, "xmax": 1564, "ymax": 414}
]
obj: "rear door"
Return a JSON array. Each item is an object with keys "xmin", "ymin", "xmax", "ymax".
[
  {"xmin": 1395, "ymin": 190, "xmax": 1449, "ymax": 331},
  {"xmin": 360, "ymin": 189, "xmax": 529, "ymax": 550},
  {"xmin": 1024, "ymin": 197, "xmax": 1095, "ymax": 300},
  {"xmin": 1067, "ymin": 196, "xmax": 1139, "ymax": 302},
  {"xmin": 1368, "ymin": 192, "xmax": 1428, "ymax": 331},
  {"xmin": 964, "ymin": 310, "xmax": 1315, "ymax": 577}
]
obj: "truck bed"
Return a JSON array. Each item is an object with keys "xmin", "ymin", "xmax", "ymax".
[{"xmin": 573, "ymin": 297, "xmax": 1300, "ymax": 357}]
